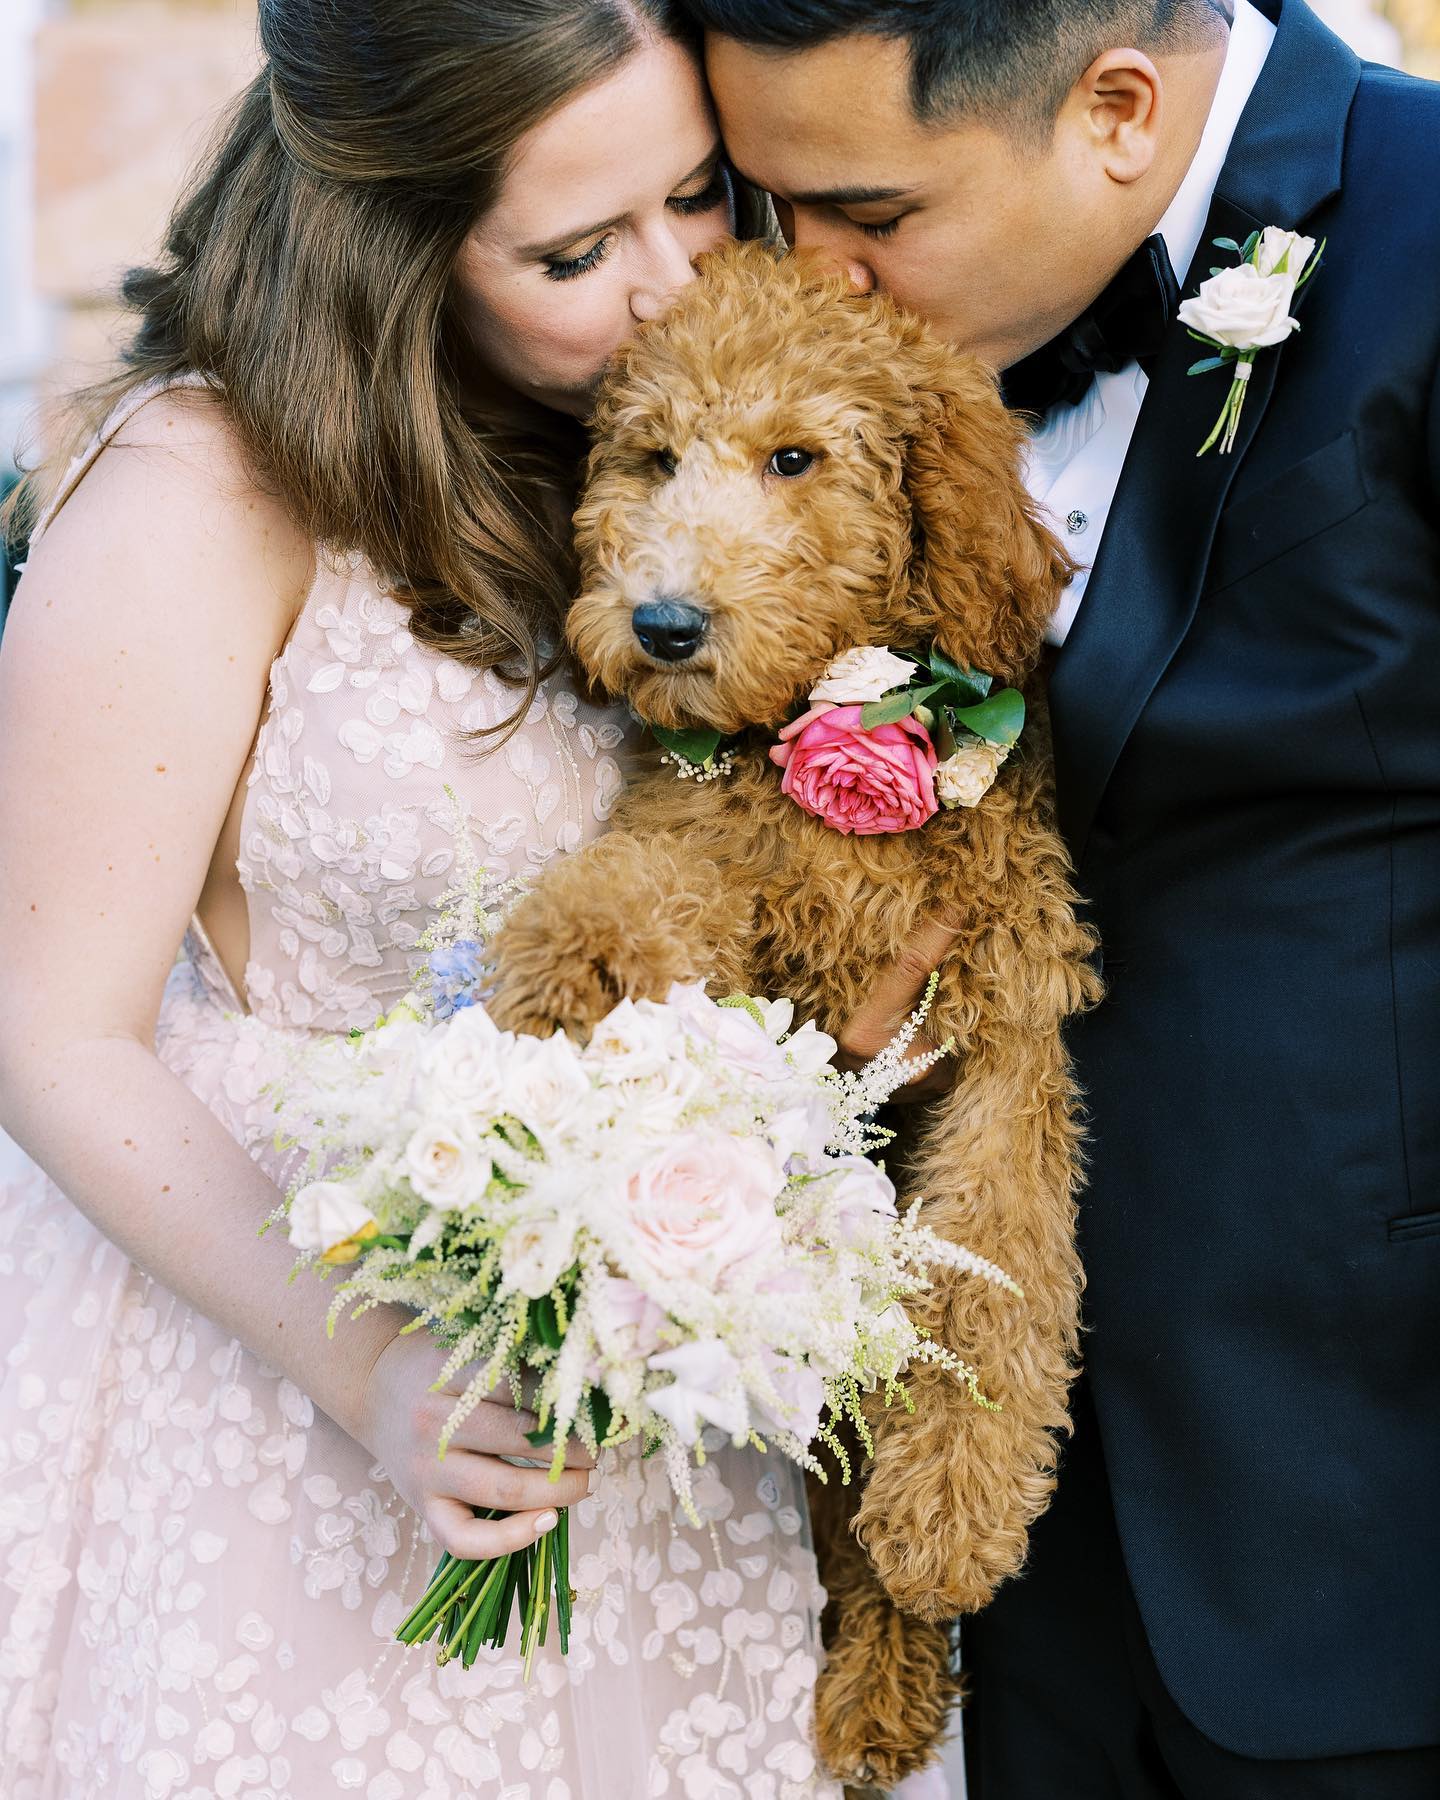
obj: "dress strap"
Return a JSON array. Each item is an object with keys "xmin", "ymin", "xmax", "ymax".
[{"xmin": 25, "ymin": 371, "xmax": 215, "ymax": 558}]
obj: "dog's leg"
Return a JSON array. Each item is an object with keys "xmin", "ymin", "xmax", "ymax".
[
  {"xmin": 486, "ymin": 831, "xmax": 750, "ymax": 1038},
  {"xmin": 856, "ymin": 860, "xmax": 1102, "ymax": 1618},
  {"xmin": 808, "ymin": 1466, "xmax": 962, "ymax": 1791}
]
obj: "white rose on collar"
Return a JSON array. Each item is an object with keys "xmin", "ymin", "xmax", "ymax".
[
  {"xmin": 935, "ymin": 739, "xmax": 1009, "ymax": 809},
  {"xmin": 809, "ymin": 645, "xmax": 917, "ymax": 706},
  {"xmin": 1253, "ymin": 227, "xmax": 1316, "ymax": 279},
  {"xmin": 1177, "ymin": 262, "xmax": 1298, "ymax": 351}
]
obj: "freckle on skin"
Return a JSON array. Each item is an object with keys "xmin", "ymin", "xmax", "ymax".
[{"xmin": 155, "ymin": 764, "xmax": 167, "ymax": 774}]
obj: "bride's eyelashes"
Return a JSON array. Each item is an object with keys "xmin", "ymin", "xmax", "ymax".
[
  {"xmin": 545, "ymin": 237, "xmax": 614, "ymax": 283},
  {"xmin": 667, "ymin": 166, "xmax": 734, "ymax": 218},
  {"xmin": 542, "ymin": 168, "xmax": 732, "ymax": 283}
]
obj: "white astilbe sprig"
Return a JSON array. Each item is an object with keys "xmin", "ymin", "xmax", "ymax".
[{"xmin": 822, "ymin": 971, "xmax": 955, "ymax": 1156}]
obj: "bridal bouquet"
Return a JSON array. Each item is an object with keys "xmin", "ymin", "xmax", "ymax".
[{"xmin": 260, "ymin": 824, "xmax": 1014, "ymax": 1675}]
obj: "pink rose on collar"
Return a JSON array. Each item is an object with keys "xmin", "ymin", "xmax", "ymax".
[{"xmin": 769, "ymin": 702, "xmax": 939, "ymax": 835}]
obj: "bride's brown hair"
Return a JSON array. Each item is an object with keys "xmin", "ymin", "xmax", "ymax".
[{"xmin": 12, "ymin": 0, "xmax": 761, "ymax": 706}]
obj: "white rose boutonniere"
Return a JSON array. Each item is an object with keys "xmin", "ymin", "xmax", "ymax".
[{"xmin": 1176, "ymin": 226, "xmax": 1324, "ymax": 455}]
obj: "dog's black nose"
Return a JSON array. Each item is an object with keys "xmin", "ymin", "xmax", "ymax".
[{"xmin": 631, "ymin": 600, "xmax": 709, "ymax": 663}]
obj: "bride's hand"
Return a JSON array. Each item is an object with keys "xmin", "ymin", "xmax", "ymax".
[{"xmin": 353, "ymin": 1328, "xmax": 594, "ymax": 1559}]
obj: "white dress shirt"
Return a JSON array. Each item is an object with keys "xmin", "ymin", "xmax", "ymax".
[{"xmin": 1025, "ymin": 0, "xmax": 1276, "ymax": 647}]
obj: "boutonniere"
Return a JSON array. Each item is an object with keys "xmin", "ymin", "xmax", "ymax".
[{"xmin": 1178, "ymin": 226, "xmax": 1325, "ymax": 455}]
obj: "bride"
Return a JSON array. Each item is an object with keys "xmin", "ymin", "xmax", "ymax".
[{"xmin": 0, "ymin": 2, "xmax": 942, "ymax": 1792}]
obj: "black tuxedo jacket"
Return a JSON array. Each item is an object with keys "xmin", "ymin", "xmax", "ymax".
[{"xmin": 1047, "ymin": 0, "xmax": 1440, "ymax": 1761}]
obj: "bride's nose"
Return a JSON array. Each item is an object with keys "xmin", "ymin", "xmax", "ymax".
[{"xmin": 629, "ymin": 225, "xmax": 699, "ymax": 323}]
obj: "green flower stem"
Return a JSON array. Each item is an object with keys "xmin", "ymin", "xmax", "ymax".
[
  {"xmin": 393, "ymin": 1508, "xmax": 573, "ymax": 1676},
  {"xmin": 442, "ymin": 1557, "xmax": 509, "ymax": 1661}
]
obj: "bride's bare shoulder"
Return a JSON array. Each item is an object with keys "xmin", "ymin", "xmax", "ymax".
[{"xmin": 34, "ymin": 382, "xmax": 313, "ymax": 640}]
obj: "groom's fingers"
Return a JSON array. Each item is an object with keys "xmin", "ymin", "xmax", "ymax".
[{"xmin": 835, "ymin": 916, "xmax": 963, "ymax": 1096}]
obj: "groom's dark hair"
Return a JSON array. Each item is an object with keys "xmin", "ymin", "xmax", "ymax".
[{"xmin": 683, "ymin": 0, "xmax": 1233, "ymax": 132}]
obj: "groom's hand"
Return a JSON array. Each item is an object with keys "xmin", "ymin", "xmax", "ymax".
[{"xmin": 835, "ymin": 917, "xmax": 962, "ymax": 1101}]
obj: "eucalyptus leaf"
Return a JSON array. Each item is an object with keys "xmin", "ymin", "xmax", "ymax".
[
  {"xmin": 1212, "ymin": 235, "xmax": 1242, "ymax": 256},
  {"xmin": 1240, "ymin": 229, "xmax": 1260, "ymax": 263},
  {"xmin": 1188, "ymin": 356, "xmax": 1230, "ymax": 376},
  {"xmin": 651, "ymin": 723, "xmax": 723, "ymax": 766},
  {"xmin": 953, "ymin": 686, "xmax": 1025, "ymax": 747}
]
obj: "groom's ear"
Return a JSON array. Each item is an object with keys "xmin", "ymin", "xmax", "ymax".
[{"xmin": 894, "ymin": 324, "xmax": 1071, "ymax": 682}]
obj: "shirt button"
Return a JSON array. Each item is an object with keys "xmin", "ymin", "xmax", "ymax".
[{"xmin": 1066, "ymin": 509, "xmax": 1089, "ymax": 535}]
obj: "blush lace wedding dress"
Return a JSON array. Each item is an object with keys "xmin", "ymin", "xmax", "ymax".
[{"xmin": 0, "ymin": 379, "xmax": 837, "ymax": 1800}]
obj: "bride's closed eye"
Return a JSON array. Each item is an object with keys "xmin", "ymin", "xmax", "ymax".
[{"xmin": 543, "ymin": 164, "xmax": 733, "ymax": 283}]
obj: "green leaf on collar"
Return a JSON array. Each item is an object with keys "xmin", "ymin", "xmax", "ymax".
[
  {"xmin": 651, "ymin": 723, "xmax": 724, "ymax": 766},
  {"xmin": 860, "ymin": 688, "xmax": 924, "ymax": 728},
  {"xmin": 926, "ymin": 649, "xmax": 992, "ymax": 703},
  {"xmin": 1188, "ymin": 355, "xmax": 1231, "ymax": 376},
  {"xmin": 953, "ymin": 687, "xmax": 1025, "ymax": 747},
  {"xmin": 1212, "ymin": 236, "xmax": 1243, "ymax": 257}
]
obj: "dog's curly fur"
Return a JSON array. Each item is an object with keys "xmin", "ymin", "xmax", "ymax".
[{"xmin": 489, "ymin": 242, "xmax": 1102, "ymax": 1786}]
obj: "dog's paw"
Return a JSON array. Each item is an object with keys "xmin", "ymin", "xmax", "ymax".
[{"xmin": 814, "ymin": 1616, "xmax": 957, "ymax": 1790}]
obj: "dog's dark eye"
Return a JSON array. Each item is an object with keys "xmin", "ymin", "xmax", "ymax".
[
  {"xmin": 767, "ymin": 448, "xmax": 814, "ymax": 479},
  {"xmin": 655, "ymin": 449, "xmax": 679, "ymax": 477}
]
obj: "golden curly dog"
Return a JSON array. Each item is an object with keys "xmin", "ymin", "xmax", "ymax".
[{"xmin": 489, "ymin": 240, "xmax": 1101, "ymax": 1788}]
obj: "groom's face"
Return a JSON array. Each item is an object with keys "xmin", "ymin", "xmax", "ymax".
[{"xmin": 707, "ymin": 33, "xmax": 1131, "ymax": 372}]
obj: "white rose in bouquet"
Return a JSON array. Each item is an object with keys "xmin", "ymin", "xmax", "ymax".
[
  {"xmin": 622, "ymin": 1131, "xmax": 786, "ymax": 1286},
  {"xmin": 1177, "ymin": 262, "xmax": 1299, "ymax": 350},
  {"xmin": 502, "ymin": 1032, "xmax": 595, "ymax": 1142},
  {"xmin": 587, "ymin": 996, "xmax": 688, "ymax": 1084},
  {"xmin": 423, "ymin": 1004, "xmax": 510, "ymax": 1116},
  {"xmin": 287, "ymin": 1180, "xmax": 378, "ymax": 1261},
  {"xmin": 500, "ymin": 1209, "xmax": 580, "ymax": 1299},
  {"xmin": 405, "ymin": 1119, "xmax": 492, "ymax": 1211},
  {"xmin": 808, "ymin": 645, "xmax": 917, "ymax": 705}
]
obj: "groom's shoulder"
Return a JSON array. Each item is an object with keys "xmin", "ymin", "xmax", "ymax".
[{"xmin": 1343, "ymin": 59, "xmax": 1440, "ymax": 215}]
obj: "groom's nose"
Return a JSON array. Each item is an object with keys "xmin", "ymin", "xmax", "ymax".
[{"xmin": 775, "ymin": 204, "xmax": 875, "ymax": 294}]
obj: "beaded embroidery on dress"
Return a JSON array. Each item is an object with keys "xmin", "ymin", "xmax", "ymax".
[{"xmin": 0, "ymin": 380, "xmax": 836, "ymax": 1800}]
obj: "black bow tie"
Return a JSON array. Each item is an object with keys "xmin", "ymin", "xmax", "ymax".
[{"xmin": 1001, "ymin": 234, "xmax": 1181, "ymax": 417}]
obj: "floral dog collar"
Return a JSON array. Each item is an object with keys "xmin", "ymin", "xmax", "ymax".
[{"xmin": 650, "ymin": 645, "xmax": 1024, "ymax": 837}]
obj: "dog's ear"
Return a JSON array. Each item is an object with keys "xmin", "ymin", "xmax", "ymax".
[{"xmin": 894, "ymin": 325, "xmax": 1073, "ymax": 682}]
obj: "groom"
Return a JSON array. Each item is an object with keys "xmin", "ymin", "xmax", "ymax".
[{"xmin": 683, "ymin": 0, "xmax": 1440, "ymax": 1794}]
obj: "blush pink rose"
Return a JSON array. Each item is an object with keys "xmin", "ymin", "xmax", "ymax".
[
  {"xmin": 769, "ymin": 703, "xmax": 938, "ymax": 835},
  {"xmin": 623, "ymin": 1133, "xmax": 784, "ymax": 1287}
]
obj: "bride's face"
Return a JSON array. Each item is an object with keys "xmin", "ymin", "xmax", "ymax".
[{"xmin": 455, "ymin": 36, "xmax": 734, "ymax": 418}]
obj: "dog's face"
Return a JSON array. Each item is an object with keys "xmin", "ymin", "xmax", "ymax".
[{"xmin": 570, "ymin": 241, "xmax": 1068, "ymax": 736}]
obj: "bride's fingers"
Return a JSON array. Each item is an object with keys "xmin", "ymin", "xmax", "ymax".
[
  {"xmin": 425, "ymin": 1492, "xmax": 567, "ymax": 1561},
  {"xmin": 435, "ymin": 1446, "xmax": 591, "ymax": 1514},
  {"xmin": 441, "ymin": 1395, "xmax": 596, "ymax": 1469}
]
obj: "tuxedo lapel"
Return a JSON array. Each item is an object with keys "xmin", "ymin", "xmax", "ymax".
[{"xmin": 1048, "ymin": 0, "xmax": 1361, "ymax": 863}]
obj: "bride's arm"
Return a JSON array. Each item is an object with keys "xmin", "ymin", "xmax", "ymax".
[{"xmin": 0, "ymin": 395, "xmax": 588, "ymax": 1553}]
